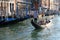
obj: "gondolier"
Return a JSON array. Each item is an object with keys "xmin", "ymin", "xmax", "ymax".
[{"xmin": 33, "ymin": 0, "xmax": 39, "ymax": 23}]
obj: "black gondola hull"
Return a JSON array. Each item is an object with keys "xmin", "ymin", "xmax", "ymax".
[
  {"xmin": 0, "ymin": 17, "xmax": 29, "ymax": 26},
  {"xmin": 31, "ymin": 20, "xmax": 44, "ymax": 29}
]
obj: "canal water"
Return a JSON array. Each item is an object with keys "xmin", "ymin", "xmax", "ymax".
[{"xmin": 0, "ymin": 15, "xmax": 60, "ymax": 40}]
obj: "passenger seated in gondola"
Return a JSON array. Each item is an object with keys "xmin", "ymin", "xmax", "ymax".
[
  {"xmin": 38, "ymin": 18, "xmax": 50, "ymax": 25},
  {"xmin": 38, "ymin": 19, "xmax": 46, "ymax": 25},
  {"xmin": 46, "ymin": 18, "xmax": 50, "ymax": 23}
]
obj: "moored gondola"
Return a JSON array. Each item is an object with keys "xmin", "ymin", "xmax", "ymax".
[{"xmin": 0, "ymin": 15, "xmax": 30, "ymax": 26}]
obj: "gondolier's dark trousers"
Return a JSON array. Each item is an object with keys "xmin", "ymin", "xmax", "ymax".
[{"xmin": 34, "ymin": 18, "xmax": 37, "ymax": 23}]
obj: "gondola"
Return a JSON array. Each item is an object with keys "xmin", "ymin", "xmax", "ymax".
[
  {"xmin": 0, "ymin": 15, "xmax": 30, "ymax": 26},
  {"xmin": 31, "ymin": 19, "xmax": 51, "ymax": 29},
  {"xmin": 0, "ymin": 18, "xmax": 21, "ymax": 25},
  {"xmin": 31, "ymin": 19, "xmax": 44, "ymax": 29}
]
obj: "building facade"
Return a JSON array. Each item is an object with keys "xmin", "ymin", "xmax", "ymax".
[
  {"xmin": 0, "ymin": 0, "xmax": 14, "ymax": 16},
  {"xmin": 0, "ymin": 0, "xmax": 31, "ymax": 16},
  {"xmin": 42, "ymin": 0, "xmax": 60, "ymax": 11}
]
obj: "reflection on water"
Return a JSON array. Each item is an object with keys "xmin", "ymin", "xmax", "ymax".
[{"xmin": 0, "ymin": 16, "xmax": 60, "ymax": 40}]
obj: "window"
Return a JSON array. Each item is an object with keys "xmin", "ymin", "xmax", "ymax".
[{"xmin": 10, "ymin": 3, "xmax": 14, "ymax": 12}]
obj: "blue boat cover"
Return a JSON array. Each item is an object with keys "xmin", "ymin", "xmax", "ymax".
[
  {"xmin": 24, "ymin": 15, "xmax": 30, "ymax": 18},
  {"xmin": 5, "ymin": 18, "xmax": 16, "ymax": 21}
]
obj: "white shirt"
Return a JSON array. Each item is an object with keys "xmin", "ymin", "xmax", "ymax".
[{"xmin": 33, "ymin": 11, "xmax": 38, "ymax": 18}]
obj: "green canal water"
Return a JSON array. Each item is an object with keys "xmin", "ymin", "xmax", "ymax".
[{"xmin": 0, "ymin": 15, "xmax": 60, "ymax": 40}]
